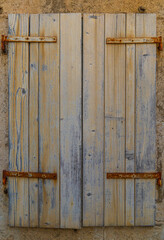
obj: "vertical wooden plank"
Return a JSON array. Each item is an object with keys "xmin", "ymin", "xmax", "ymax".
[
  {"xmin": 135, "ymin": 14, "xmax": 156, "ymax": 226},
  {"xmin": 125, "ymin": 14, "xmax": 135, "ymax": 226},
  {"xmin": 39, "ymin": 14, "xmax": 60, "ymax": 228},
  {"xmin": 105, "ymin": 14, "xmax": 126, "ymax": 226},
  {"xmin": 60, "ymin": 13, "xmax": 82, "ymax": 229},
  {"xmin": 8, "ymin": 13, "xmax": 18, "ymax": 227},
  {"xmin": 83, "ymin": 14, "xmax": 104, "ymax": 227},
  {"xmin": 29, "ymin": 14, "xmax": 39, "ymax": 227},
  {"xmin": 8, "ymin": 14, "xmax": 29, "ymax": 227}
]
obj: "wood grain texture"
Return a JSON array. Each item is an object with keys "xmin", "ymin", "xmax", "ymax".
[
  {"xmin": 8, "ymin": 14, "xmax": 29, "ymax": 227},
  {"xmin": 29, "ymin": 14, "xmax": 39, "ymax": 227},
  {"xmin": 135, "ymin": 14, "xmax": 156, "ymax": 226},
  {"xmin": 105, "ymin": 14, "xmax": 126, "ymax": 226},
  {"xmin": 7, "ymin": 13, "xmax": 157, "ymax": 228},
  {"xmin": 38, "ymin": 14, "xmax": 60, "ymax": 228},
  {"xmin": 83, "ymin": 14, "xmax": 104, "ymax": 227},
  {"xmin": 60, "ymin": 13, "xmax": 82, "ymax": 229},
  {"xmin": 125, "ymin": 14, "xmax": 135, "ymax": 226}
]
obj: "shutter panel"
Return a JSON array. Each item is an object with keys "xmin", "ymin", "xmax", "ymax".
[
  {"xmin": 104, "ymin": 13, "xmax": 156, "ymax": 226},
  {"xmin": 104, "ymin": 13, "xmax": 126, "ymax": 226},
  {"xmin": 29, "ymin": 14, "xmax": 39, "ymax": 227},
  {"xmin": 135, "ymin": 14, "xmax": 156, "ymax": 226},
  {"xmin": 125, "ymin": 14, "xmax": 135, "ymax": 226},
  {"xmin": 8, "ymin": 13, "xmax": 82, "ymax": 228},
  {"xmin": 8, "ymin": 14, "xmax": 29, "ymax": 227},
  {"xmin": 38, "ymin": 14, "xmax": 60, "ymax": 228},
  {"xmin": 82, "ymin": 13, "xmax": 156, "ymax": 227},
  {"xmin": 60, "ymin": 13, "xmax": 82, "ymax": 229},
  {"xmin": 8, "ymin": 13, "xmax": 157, "ymax": 228},
  {"xmin": 83, "ymin": 14, "xmax": 104, "ymax": 227}
]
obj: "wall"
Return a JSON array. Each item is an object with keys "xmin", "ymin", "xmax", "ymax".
[{"xmin": 0, "ymin": 0, "xmax": 164, "ymax": 239}]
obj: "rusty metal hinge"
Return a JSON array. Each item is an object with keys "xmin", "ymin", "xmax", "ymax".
[
  {"xmin": 106, "ymin": 172, "xmax": 162, "ymax": 187},
  {"xmin": 1, "ymin": 35, "xmax": 57, "ymax": 53},
  {"xmin": 106, "ymin": 36, "xmax": 163, "ymax": 51},
  {"xmin": 3, "ymin": 170, "xmax": 57, "ymax": 185}
]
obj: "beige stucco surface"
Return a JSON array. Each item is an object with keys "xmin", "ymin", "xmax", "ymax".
[{"xmin": 0, "ymin": 0, "xmax": 164, "ymax": 239}]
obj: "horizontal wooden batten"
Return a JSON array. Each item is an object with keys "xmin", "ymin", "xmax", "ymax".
[
  {"xmin": 106, "ymin": 172, "xmax": 161, "ymax": 186},
  {"xmin": 3, "ymin": 170, "xmax": 57, "ymax": 185},
  {"xmin": 106, "ymin": 36, "xmax": 162, "ymax": 50}
]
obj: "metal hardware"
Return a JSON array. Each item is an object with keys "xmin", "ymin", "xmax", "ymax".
[
  {"xmin": 1, "ymin": 35, "xmax": 57, "ymax": 52},
  {"xmin": 106, "ymin": 172, "xmax": 162, "ymax": 187},
  {"xmin": 3, "ymin": 170, "xmax": 57, "ymax": 185},
  {"xmin": 106, "ymin": 36, "xmax": 163, "ymax": 51}
]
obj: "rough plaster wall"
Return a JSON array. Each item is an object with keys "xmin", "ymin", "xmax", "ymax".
[{"xmin": 0, "ymin": 0, "xmax": 164, "ymax": 239}]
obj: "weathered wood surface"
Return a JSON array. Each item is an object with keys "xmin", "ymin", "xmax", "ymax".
[
  {"xmin": 60, "ymin": 13, "xmax": 82, "ymax": 229},
  {"xmin": 8, "ymin": 14, "xmax": 29, "ymax": 227},
  {"xmin": 105, "ymin": 14, "xmax": 126, "ymax": 226},
  {"xmin": 38, "ymin": 14, "xmax": 60, "ymax": 228},
  {"xmin": 135, "ymin": 13, "xmax": 156, "ymax": 226},
  {"xmin": 8, "ymin": 13, "xmax": 156, "ymax": 228},
  {"xmin": 83, "ymin": 14, "xmax": 104, "ymax": 227},
  {"xmin": 29, "ymin": 14, "xmax": 39, "ymax": 227},
  {"xmin": 125, "ymin": 14, "xmax": 135, "ymax": 226}
]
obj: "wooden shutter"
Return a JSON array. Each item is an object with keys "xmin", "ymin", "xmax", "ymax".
[
  {"xmin": 8, "ymin": 13, "xmax": 156, "ymax": 228},
  {"xmin": 83, "ymin": 13, "xmax": 156, "ymax": 227},
  {"xmin": 8, "ymin": 13, "xmax": 82, "ymax": 228}
]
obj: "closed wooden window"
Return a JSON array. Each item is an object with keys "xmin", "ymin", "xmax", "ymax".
[{"xmin": 8, "ymin": 13, "xmax": 156, "ymax": 228}]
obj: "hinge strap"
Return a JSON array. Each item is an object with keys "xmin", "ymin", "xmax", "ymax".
[
  {"xmin": 106, "ymin": 36, "xmax": 163, "ymax": 51},
  {"xmin": 1, "ymin": 35, "xmax": 57, "ymax": 52},
  {"xmin": 3, "ymin": 170, "xmax": 57, "ymax": 185},
  {"xmin": 106, "ymin": 172, "xmax": 162, "ymax": 186}
]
